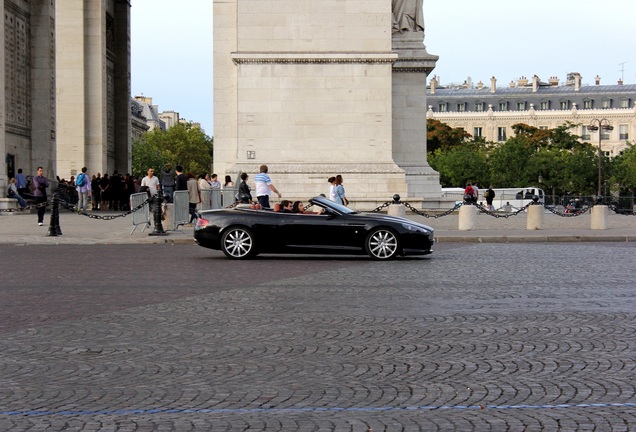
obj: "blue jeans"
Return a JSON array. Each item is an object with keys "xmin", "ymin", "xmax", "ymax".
[
  {"xmin": 10, "ymin": 194, "xmax": 27, "ymax": 208},
  {"xmin": 162, "ymin": 186, "xmax": 174, "ymax": 203}
]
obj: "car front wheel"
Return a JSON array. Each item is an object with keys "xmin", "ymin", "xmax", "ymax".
[
  {"xmin": 365, "ymin": 228, "xmax": 399, "ymax": 260},
  {"xmin": 221, "ymin": 226, "xmax": 255, "ymax": 259}
]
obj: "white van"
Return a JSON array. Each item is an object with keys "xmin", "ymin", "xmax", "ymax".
[{"xmin": 441, "ymin": 186, "xmax": 545, "ymax": 211}]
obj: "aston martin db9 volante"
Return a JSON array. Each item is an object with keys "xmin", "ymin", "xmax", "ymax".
[{"xmin": 194, "ymin": 196, "xmax": 434, "ymax": 260}]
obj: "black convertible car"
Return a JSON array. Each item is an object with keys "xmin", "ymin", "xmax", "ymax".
[{"xmin": 194, "ymin": 196, "xmax": 434, "ymax": 260}]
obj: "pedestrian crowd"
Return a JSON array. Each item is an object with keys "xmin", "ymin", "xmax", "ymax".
[{"xmin": 5, "ymin": 163, "xmax": 351, "ymax": 226}]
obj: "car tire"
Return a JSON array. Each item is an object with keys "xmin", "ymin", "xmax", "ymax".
[
  {"xmin": 365, "ymin": 228, "xmax": 400, "ymax": 260},
  {"xmin": 221, "ymin": 226, "xmax": 255, "ymax": 259}
]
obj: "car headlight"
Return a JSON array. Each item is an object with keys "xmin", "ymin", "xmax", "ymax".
[{"xmin": 402, "ymin": 223, "xmax": 427, "ymax": 233}]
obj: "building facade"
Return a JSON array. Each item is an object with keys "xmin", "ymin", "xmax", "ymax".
[
  {"xmin": 1, "ymin": 0, "xmax": 130, "ymax": 192},
  {"xmin": 426, "ymin": 74, "xmax": 636, "ymax": 157}
]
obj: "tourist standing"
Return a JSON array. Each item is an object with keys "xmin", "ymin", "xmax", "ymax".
[
  {"xmin": 15, "ymin": 168, "xmax": 28, "ymax": 197},
  {"xmin": 175, "ymin": 165, "xmax": 187, "ymax": 192},
  {"xmin": 75, "ymin": 167, "xmax": 91, "ymax": 213},
  {"xmin": 140, "ymin": 168, "xmax": 161, "ymax": 196},
  {"xmin": 237, "ymin": 173, "xmax": 252, "ymax": 204},
  {"xmin": 254, "ymin": 164, "xmax": 281, "ymax": 209},
  {"xmin": 334, "ymin": 174, "xmax": 348, "ymax": 206},
  {"xmin": 33, "ymin": 166, "xmax": 48, "ymax": 225},
  {"xmin": 484, "ymin": 186, "xmax": 496, "ymax": 211},
  {"xmin": 328, "ymin": 176, "xmax": 336, "ymax": 201},
  {"xmin": 187, "ymin": 173, "xmax": 200, "ymax": 223}
]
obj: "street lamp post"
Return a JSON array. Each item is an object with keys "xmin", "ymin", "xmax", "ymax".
[{"xmin": 587, "ymin": 118, "xmax": 613, "ymax": 198}]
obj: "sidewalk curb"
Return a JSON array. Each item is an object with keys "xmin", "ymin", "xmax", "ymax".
[{"xmin": 436, "ymin": 235, "xmax": 636, "ymax": 243}]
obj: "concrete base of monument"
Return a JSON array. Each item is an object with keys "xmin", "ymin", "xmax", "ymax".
[{"xmin": 224, "ymin": 163, "xmax": 450, "ymax": 212}]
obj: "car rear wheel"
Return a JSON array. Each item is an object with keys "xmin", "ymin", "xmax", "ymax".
[
  {"xmin": 365, "ymin": 228, "xmax": 400, "ymax": 260},
  {"xmin": 221, "ymin": 226, "xmax": 255, "ymax": 259}
]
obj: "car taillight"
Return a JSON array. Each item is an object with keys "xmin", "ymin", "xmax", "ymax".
[{"xmin": 195, "ymin": 218, "xmax": 209, "ymax": 228}]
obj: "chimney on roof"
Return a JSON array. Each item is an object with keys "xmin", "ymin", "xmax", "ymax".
[
  {"xmin": 548, "ymin": 76, "xmax": 559, "ymax": 86},
  {"xmin": 509, "ymin": 80, "xmax": 515, "ymax": 88},
  {"xmin": 430, "ymin": 76, "xmax": 437, "ymax": 94},
  {"xmin": 462, "ymin": 80, "xmax": 468, "ymax": 89},
  {"xmin": 490, "ymin": 76, "xmax": 496, "ymax": 93},
  {"xmin": 595, "ymin": 75, "xmax": 601, "ymax": 85},
  {"xmin": 618, "ymin": 79, "xmax": 624, "ymax": 86},
  {"xmin": 532, "ymin": 75, "xmax": 539, "ymax": 93},
  {"xmin": 477, "ymin": 80, "xmax": 484, "ymax": 90},
  {"xmin": 517, "ymin": 76, "xmax": 529, "ymax": 87},
  {"xmin": 574, "ymin": 73, "xmax": 581, "ymax": 91}
]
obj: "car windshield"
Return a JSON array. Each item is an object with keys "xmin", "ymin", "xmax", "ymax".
[{"xmin": 309, "ymin": 197, "xmax": 359, "ymax": 214}]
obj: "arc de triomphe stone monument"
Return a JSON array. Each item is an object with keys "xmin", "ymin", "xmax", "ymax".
[{"xmin": 213, "ymin": 0, "xmax": 440, "ymax": 206}]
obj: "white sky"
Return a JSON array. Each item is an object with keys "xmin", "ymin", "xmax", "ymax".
[{"xmin": 131, "ymin": 0, "xmax": 635, "ymax": 135}]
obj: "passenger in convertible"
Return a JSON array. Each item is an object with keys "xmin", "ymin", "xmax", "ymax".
[{"xmin": 292, "ymin": 201, "xmax": 324, "ymax": 215}]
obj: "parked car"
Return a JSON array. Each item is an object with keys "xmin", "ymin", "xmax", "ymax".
[{"xmin": 194, "ymin": 196, "xmax": 435, "ymax": 260}]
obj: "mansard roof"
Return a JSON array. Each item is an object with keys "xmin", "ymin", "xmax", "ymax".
[{"xmin": 427, "ymin": 84, "xmax": 636, "ymax": 103}]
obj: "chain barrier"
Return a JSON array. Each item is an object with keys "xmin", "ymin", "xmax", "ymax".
[
  {"xmin": 0, "ymin": 200, "xmax": 48, "ymax": 213},
  {"xmin": 401, "ymin": 201, "xmax": 463, "ymax": 218},
  {"xmin": 57, "ymin": 195, "xmax": 152, "ymax": 220},
  {"xmin": 543, "ymin": 204, "xmax": 592, "ymax": 218},
  {"xmin": 474, "ymin": 201, "xmax": 533, "ymax": 218}
]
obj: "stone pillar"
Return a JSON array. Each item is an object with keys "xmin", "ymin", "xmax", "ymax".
[
  {"xmin": 527, "ymin": 204, "xmax": 544, "ymax": 230},
  {"xmin": 0, "ymin": 0, "xmax": 6, "ymax": 190},
  {"xmin": 458, "ymin": 204, "xmax": 476, "ymax": 230},
  {"xmin": 392, "ymin": 31, "xmax": 440, "ymax": 200},
  {"xmin": 591, "ymin": 205, "xmax": 608, "ymax": 230},
  {"xmin": 31, "ymin": 0, "xmax": 57, "ymax": 176},
  {"xmin": 56, "ymin": 0, "xmax": 130, "ymax": 178},
  {"xmin": 388, "ymin": 203, "xmax": 406, "ymax": 218},
  {"xmin": 113, "ymin": 0, "xmax": 131, "ymax": 175}
]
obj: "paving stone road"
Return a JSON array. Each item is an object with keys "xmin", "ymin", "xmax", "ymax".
[{"xmin": 1, "ymin": 243, "xmax": 635, "ymax": 431}]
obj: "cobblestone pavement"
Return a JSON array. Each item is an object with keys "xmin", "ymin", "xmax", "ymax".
[{"xmin": 1, "ymin": 243, "xmax": 635, "ymax": 431}]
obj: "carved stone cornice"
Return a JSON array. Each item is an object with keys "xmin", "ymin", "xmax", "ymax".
[
  {"xmin": 227, "ymin": 163, "xmax": 406, "ymax": 175},
  {"xmin": 231, "ymin": 52, "xmax": 398, "ymax": 65}
]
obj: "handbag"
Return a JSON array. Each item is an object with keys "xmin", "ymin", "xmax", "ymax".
[{"xmin": 342, "ymin": 197, "xmax": 349, "ymax": 206}]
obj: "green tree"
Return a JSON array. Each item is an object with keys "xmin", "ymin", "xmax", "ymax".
[
  {"xmin": 428, "ymin": 140, "xmax": 490, "ymax": 187},
  {"xmin": 132, "ymin": 123, "xmax": 214, "ymax": 178},
  {"xmin": 609, "ymin": 143, "xmax": 636, "ymax": 193},
  {"xmin": 427, "ymin": 118, "xmax": 471, "ymax": 153}
]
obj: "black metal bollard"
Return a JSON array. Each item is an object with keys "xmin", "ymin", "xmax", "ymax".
[
  {"xmin": 46, "ymin": 192, "xmax": 63, "ymax": 236},
  {"xmin": 393, "ymin": 194, "xmax": 401, "ymax": 204},
  {"xmin": 148, "ymin": 193, "xmax": 167, "ymax": 236}
]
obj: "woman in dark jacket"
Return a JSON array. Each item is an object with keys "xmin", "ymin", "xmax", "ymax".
[{"xmin": 237, "ymin": 172, "xmax": 252, "ymax": 204}]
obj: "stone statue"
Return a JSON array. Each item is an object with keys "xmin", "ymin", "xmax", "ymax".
[{"xmin": 392, "ymin": 0, "xmax": 424, "ymax": 34}]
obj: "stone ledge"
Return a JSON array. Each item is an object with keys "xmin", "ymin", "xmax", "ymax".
[{"xmin": 231, "ymin": 52, "xmax": 398, "ymax": 64}]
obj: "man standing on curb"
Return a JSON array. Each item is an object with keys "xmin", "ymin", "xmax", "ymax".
[
  {"xmin": 33, "ymin": 166, "xmax": 49, "ymax": 226},
  {"xmin": 141, "ymin": 167, "xmax": 161, "ymax": 196},
  {"xmin": 75, "ymin": 167, "xmax": 91, "ymax": 213},
  {"xmin": 254, "ymin": 164, "xmax": 281, "ymax": 209},
  {"xmin": 175, "ymin": 165, "xmax": 187, "ymax": 192}
]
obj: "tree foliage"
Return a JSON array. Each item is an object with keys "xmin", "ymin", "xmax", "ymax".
[
  {"xmin": 609, "ymin": 143, "xmax": 636, "ymax": 193},
  {"xmin": 428, "ymin": 141, "xmax": 490, "ymax": 187},
  {"xmin": 427, "ymin": 120, "xmax": 613, "ymax": 195},
  {"xmin": 132, "ymin": 123, "xmax": 214, "ymax": 178},
  {"xmin": 427, "ymin": 118, "xmax": 471, "ymax": 153}
]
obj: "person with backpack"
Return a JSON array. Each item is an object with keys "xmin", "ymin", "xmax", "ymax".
[
  {"xmin": 75, "ymin": 167, "xmax": 91, "ymax": 213},
  {"xmin": 463, "ymin": 182, "xmax": 475, "ymax": 204}
]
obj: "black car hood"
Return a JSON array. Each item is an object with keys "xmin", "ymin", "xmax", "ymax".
[{"xmin": 358, "ymin": 212, "xmax": 433, "ymax": 232}]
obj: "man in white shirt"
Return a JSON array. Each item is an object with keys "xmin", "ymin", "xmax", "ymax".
[
  {"xmin": 253, "ymin": 164, "xmax": 281, "ymax": 209},
  {"xmin": 141, "ymin": 167, "xmax": 161, "ymax": 196}
]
